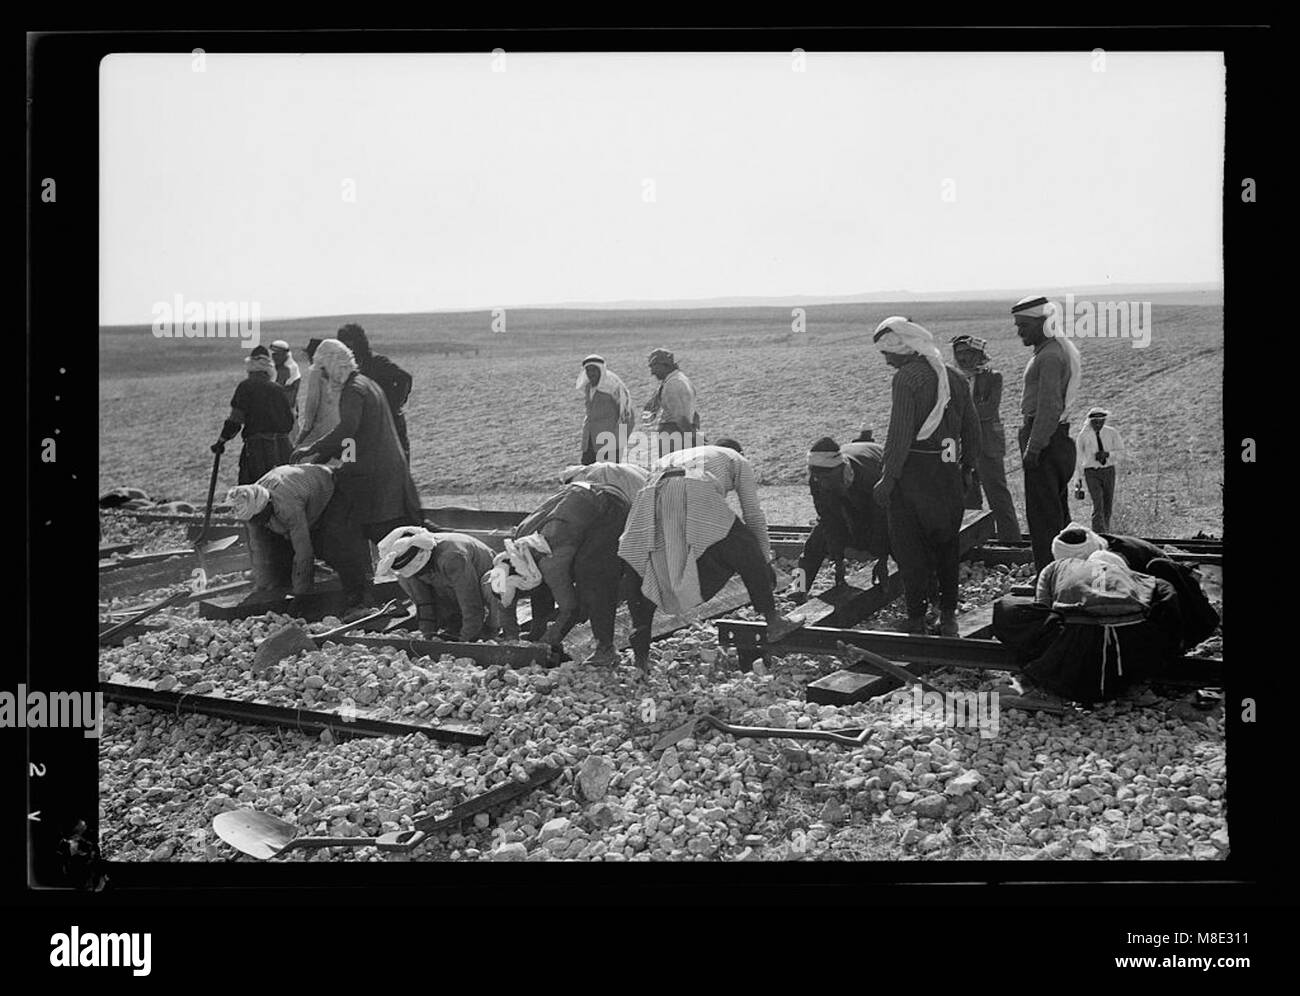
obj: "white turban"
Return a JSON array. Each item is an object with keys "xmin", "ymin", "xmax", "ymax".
[
  {"xmin": 873, "ymin": 316, "xmax": 950, "ymax": 442},
  {"xmin": 576, "ymin": 356, "xmax": 634, "ymax": 424},
  {"xmin": 375, "ymin": 526, "xmax": 437, "ymax": 580},
  {"xmin": 1014, "ymin": 295, "xmax": 1082, "ymax": 419},
  {"xmin": 226, "ymin": 485, "xmax": 270, "ymax": 521},
  {"xmin": 1051, "ymin": 522, "xmax": 1109, "ymax": 561},
  {"xmin": 1087, "ymin": 549, "xmax": 1129, "ymax": 570}
]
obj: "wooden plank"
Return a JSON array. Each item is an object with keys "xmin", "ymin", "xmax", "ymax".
[
  {"xmin": 423, "ymin": 507, "xmax": 527, "ymax": 531},
  {"xmin": 969, "ymin": 546, "xmax": 1221, "ymax": 568}
]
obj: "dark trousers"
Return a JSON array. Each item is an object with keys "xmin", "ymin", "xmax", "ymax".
[
  {"xmin": 309, "ymin": 499, "xmax": 409, "ymax": 606},
  {"xmin": 393, "ymin": 413, "xmax": 411, "ymax": 465},
  {"xmin": 624, "ymin": 519, "xmax": 773, "ymax": 662},
  {"xmin": 1020, "ymin": 421, "xmax": 1077, "ymax": 574},
  {"xmin": 237, "ymin": 434, "xmax": 292, "ymax": 485},
  {"xmin": 1084, "ymin": 466, "xmax": 1116, "ymax": 533},
  {"xmin": 962, "ymin": 424, "xmax": 1022, "ymax": 542},
  {"xmin": 525, "ymin": 497, "xmax": 629, "ymax": 649},
  {"xmin": 889, "ymin": 452, "xmax": 964, "ymax": 618}
]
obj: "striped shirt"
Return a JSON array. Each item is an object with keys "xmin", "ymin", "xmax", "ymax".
[
  {"xmin": 655, "ymin": 445, "xmax": 771, "ymax": 560},
  {"xmin": 880, "ymin": 359, "xmax": 981, "ymax": 482},
  {"xmin": 618, "ymin": 469, "xmax": 736, "ymax": 615}
]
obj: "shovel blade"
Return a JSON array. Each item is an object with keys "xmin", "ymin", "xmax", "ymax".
[
  {"xmin": 213, "ymin": 809, "xmax": 298, "ymax": 859},
  {"xmin": 196, "ymin": 534, "xmax": 241, "ymax": 554},
  {"xmin": 652, "ymin": 715, "xmax": 700, "ymax": 753},
  {"xmin": 253, "ymin": 624, "xmax": 318, "ymax": 673}
]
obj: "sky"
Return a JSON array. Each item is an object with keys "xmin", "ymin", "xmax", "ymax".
[{"xmin": 100, "ymin": 50, "xmax": 1225, "ymax": 324}]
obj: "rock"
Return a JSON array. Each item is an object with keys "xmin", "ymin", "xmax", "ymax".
[
  {"xmin": 944, "ymin": 770, "xmax": 983, "ymax": 797},
  {"xmin": 491, "ymin": 842, "xmax": 528, "ymax": 861},
  {"xmin": 917, "ymin": 833, "xmax": 943, "ymax": 853},
  {"xmin": 149, "ymin": 842, "xmax": 174, "ymax": 861},
  {"xmin": 473, "ymin": 812, "xmax": 491, "ymax": 830},
  {"xmin": 154, "ymin": 675, "xmax": 177, "ymax": 692},
  {"xmin": 304, "ymin": 675, "xmax": 325, "ymax": 690},
  {"xmin": 913, "ymin": 795, "xmax": 947, "ymax": 819},
  {"xmin": 820, "ymin": 800, "xmax": 845, "ymax": 824},
  {"xmin": 588, "ymin": 803, "xmax": 618, "ymax": 830},
  {"xmin": 576, "ymin": 755, "xmax": 615, "ymax": 802},
  {"xmin": 191, "ymin": 681, "xmax": 215, "ymax": 695},
  {"xmin": 539, "ymin": 817, "xmax": 571, "ymax": 844},
  {"xmin": 1210, "ymin": 828, "xmax": 1229, "ymax": 850}
]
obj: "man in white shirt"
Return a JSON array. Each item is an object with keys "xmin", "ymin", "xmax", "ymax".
[
  {"xmin": 1075, "ymin": 406, "xmax": 1125, "ymax": 533},
  {"xmin": 642, "ymin": 348, "xmax": 699, "ymax": 456},
  {"xmin": 654, "ymin": 439, "xmax": 773, "ymax": 567}
]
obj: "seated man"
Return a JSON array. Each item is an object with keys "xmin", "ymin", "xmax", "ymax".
[
  {"xmin": 376, "ymin": 527, "xmax": 501, "ymax": 642},
  {"xmin": 489, "ymin": 481, "xmax": 632, "ymax": 666},
  {"xmin": 791, "ymin": 436, "xmax": 892, "ymax": 603},
  {"xmin": 618, "ymin": 466, "xmax": 802, "ymax": 674},
  {"xmin": 227, "ymin": 465, "xmax": 370, "ymax": 600},
  {"xmin": 1049, "ymin": 523, "xmax": 1220, "ymax": 649}
]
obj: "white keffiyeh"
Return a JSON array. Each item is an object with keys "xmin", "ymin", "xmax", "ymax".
[{"xmin": 873, "ymin": 316, "xmax": 950, "ymax": 441}]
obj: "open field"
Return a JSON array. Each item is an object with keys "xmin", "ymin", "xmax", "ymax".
[{"xmin": 100, "ymin": 296, "xmax": 1223, "ymax": 536}]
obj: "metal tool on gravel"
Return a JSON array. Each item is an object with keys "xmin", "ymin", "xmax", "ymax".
[
  {"xmin": 834, "ymin": 640, "xmax": 944, "ymax": 694},
  {"xmin": 652, "ymin": 712, "xmax": 873, "ymax": 752},
  {"xmin": 252, "ymin": 599, "xmax": 402, "ymax": 673},
  {"xmin": 213, "ymin": 764, "xmax": 563, "ymax": 859},
  {"xmin": 98, "ymin": 590, "xmax": 190, "ymax": 645},
  {"xmin": 194, "ymin": 448, "xmax": 241, "ymax": 568}
]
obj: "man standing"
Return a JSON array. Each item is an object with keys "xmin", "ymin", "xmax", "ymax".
[
  {"xmin": 619, "ymin": 467, "xmax": 802, "ymax": 673},
  {"xmin": 376, "ymin": 527, "xmax": 501, "ymax": 642},
  {"xmin": 642, "ymin": 348, "xmax": 699, "ymax": 457},
  {"xmin": 1012, "ymin": 294, "xmax": 1083, "ymax": 573},
  {"xmin": 872, "ymin": 317, "xmax": 980, "ymax": 637},
  {"xmin": 950, "ymin": 334, "xmax": 1022, "ymax": 543},
  {"xmin": 291, "ymin": 338, "xmax": 422, "ymax": 613},
  {"xmin": 269, "ymin": 339, "xmax": 302, "ymax": 410},
  {"xmin": 577, "ymin": 354, "xmax": 635, "ymax": 464},
  {"xmin": 792, "ymin": 436, "xmax": 892, "ymax": 602},
  {"xmin": 225, "ymin": 464, "xmax": 368, "ymax": 603},
  {"xmin": 336, "ymin": 323, "xmax": 414, "ymax": 464},
  {"xmin": 655, "ymin": 440, "xmax": 774, "ymax": 566},
  {"xmin": 212, "ymin": 345, "xmax": 296, "ymax": 485},
  {"xmin": 1075, "ymin": 406, "xmax": 1124, "ymax": 534}
]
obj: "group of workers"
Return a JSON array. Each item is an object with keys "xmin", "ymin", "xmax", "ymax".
[{"xmin": 212, "ymin": 294, "xmax": 1187, "ymax": 699}]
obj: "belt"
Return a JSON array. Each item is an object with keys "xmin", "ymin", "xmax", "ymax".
[
  {"xmin": 661, "ymin": 468, "xmax": 686, "ymax": 478},
  {"xmin": 1021, "ymin": 419, "xmax": 1071, "ymax": 432},
  {"xmin": 243, "ymin": 431, "xmax": 289, "ymax": 441}
]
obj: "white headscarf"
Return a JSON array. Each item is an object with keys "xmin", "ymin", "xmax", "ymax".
[
  {"xmin": 1051, "ymin": 522, "xmax": 1109, "ymax": 561},
  {"xmin": 873, "ymin": 316, "xmax": 950, "ymax": 441},
  {"xmin": 576, "ymin": 356, "xmax": 634, "ymax": 424},
  {"xmin": 313, "ymin": 338, "xmax": 358, "ymax": 386},
  {"xmin": 375, "ymin": 526, "xmax": 438, "ymax": 580},
  {"xmin": 488, "ymin": 533, "xmax": 552, "ymax": 606},
  {"xmin": 226, "ymin": 485, "xmax": 270, "ymax": 521},
  {"xmin": 1014, "ymin": 295, "xmax": 1082, "ymax": 419}
]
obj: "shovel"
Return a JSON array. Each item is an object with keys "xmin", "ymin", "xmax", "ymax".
[
  {"xmin": 252, "ymin": 599, "xmax": 401, "ymax": 673},
  {"xmin": 194, "ymin": 448, "xmax": 241, "ymax": 571},
  {"xmin": 652, "ymin": 712, "xmax": 873, "ymax": 752},
  {"xmin": 214, "ymin": 764, "xmax": 563, "ymax": 859}
]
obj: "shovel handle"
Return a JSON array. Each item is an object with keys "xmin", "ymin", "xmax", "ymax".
[
  {"xmin": 699, "ymin": 715, "xmax": 871, "ymax": 747},
  {"xmin": 278, "ymin": 828, "xmax": 427, "ymax": 856},
  {"xmin": 98, "ymin": 590, "xmax": 188, "ymax": 644},
  {"xmin": 314, "ymin": 599, "xmax": 402, "ymax": 643},
  {"xmin": 198, "ymin": 447, "xmax": 223, "ymax": 546}
]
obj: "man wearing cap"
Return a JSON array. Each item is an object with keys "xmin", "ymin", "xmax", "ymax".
[
  {"xmin": 226, "ymin": 464, "xmax": 369, "ymax": 600},
  {"xmin": 950, "ymin": 334, "xmax": 1021, "ymax": 543},
  {"xmin": 872, "ymin": 317, "xmax": 980, "ymax": 636},
  {"xmin": 376, "ymin": 527, "xmax": 501, "ymax": 642},
  {"xmin": 1013, "ymin": 294, "xmax": 1083, "ymax": 573},
  {"xmin": 577, "ymin": 354, "xmax": 636, "ymax": 464},
  {"xmin": 792, "ymin": 436, "xmax": 892, "ymax": 602},
  {"xmin": 643, "ymin": 349, "xmax": 699, "ymax": 457},
  {"xmin": 655, "ymin": 440, "xmax": 774, "ymax": 566},
  {"xmin": 1075, "ymin": 407, "xmax": 1124, "ymax": 534},
  {"xmin": 211, "ymin": 345, "xmax": 297, "ymax": 485},
  {"xmin": 619, "ymin": 467, "xmax": 802, "ymax": 673},
  {"xmin": 269, "ymin": 340, "xmax": 302, "ymax": 410}
]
